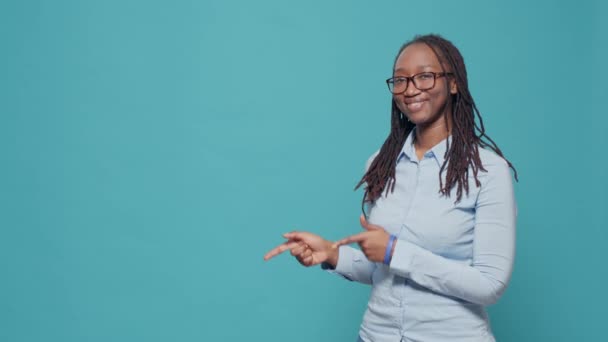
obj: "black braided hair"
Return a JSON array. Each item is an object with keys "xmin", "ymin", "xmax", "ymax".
[{"xmin": 355, "ymin": 34, "xmax": 517, "ymax": 216}]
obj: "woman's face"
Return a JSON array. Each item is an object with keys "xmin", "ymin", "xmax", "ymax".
[{"xmin": 392, "ymin": 43, "xmax": 457, "ymax": 128}]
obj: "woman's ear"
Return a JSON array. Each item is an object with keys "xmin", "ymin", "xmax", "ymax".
[{"xmin": 450, "ymin": 79, "xmax": 458, "ymax": 94}]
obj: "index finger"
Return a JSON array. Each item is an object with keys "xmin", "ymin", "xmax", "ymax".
[
  {"xmin": 263, "ymin": 240, "xmax": 301, "ymax": 261},
  {"xmin": 332, "ymin": 232, "xmax": 368, "ymax": 249}
]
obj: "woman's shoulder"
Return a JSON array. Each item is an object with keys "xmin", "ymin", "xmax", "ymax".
[
  {"xmin": 478, "ymin": 146, "xmax": 509, "ymax": 169},
  {"xmin": 476, "ymin": 147, "xmax": 513, "ymax": 183}
]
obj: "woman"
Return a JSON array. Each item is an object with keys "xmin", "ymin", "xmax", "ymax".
[{"xmin": 264, "ymin": 34, "xmax": 517, "ymax": 342}]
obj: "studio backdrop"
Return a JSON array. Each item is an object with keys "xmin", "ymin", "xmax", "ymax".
[{"xmin": 1, "ymin": 0, "xmax": 606, "ymax": 341}]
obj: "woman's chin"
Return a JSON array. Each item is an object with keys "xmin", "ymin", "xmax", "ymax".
[{"xmin": 405, "ymin": 112, "xmax": 429, "ymax": 125}]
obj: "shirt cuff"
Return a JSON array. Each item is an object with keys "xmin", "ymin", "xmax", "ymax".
[
  {"xmin": 320, "ymin": 246, "xmax": 358, "ymax": 281},
  {"xmin": 388, "ymin": 238, "xmax": 415, "ymax": 277}
]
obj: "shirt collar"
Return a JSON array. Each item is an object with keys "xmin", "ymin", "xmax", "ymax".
[
  {"xmin": 399, "ymin": 129, "xmax": 417, "ymax": 162},
  {"xmin": 398, "ymin": 128, "xmax": 452, "ymax": 167}
]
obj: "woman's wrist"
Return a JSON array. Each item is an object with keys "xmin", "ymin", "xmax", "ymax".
[
  {"xmin": 383, "ymin": 234, "xmax": 397, "ymax": 265},
  {"xmin": 325, "ymin": 242, "xmax": 339, "ymax": 268}
]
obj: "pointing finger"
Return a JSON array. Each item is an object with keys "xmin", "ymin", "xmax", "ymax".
[
  {"xmin": 360, "ymin": 214, "xmax": 382, "ymax": 231},
  {"xmin": 263, "ymin": 240, "xmax": 300, "ymax": 261},
  {"xmin": 332, "ymin": 232, "xmax": 368, "ymax": 248}
]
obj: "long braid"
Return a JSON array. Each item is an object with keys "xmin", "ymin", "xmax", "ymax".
[
  {"xmin": 354, "ymin": 102, "xmax": 414, "ymax": 214},
  {"xmin": 356, "ymin": 34, "xmax": 517, "ymax": 215}
]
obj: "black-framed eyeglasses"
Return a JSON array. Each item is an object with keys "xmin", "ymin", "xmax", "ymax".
[{"xmin": 386, "ymin": 72, "xmax": 453, "ymax": 94}]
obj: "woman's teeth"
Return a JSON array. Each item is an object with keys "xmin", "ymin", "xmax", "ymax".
[{"xmin": 407, "ymin": 100, "xmax": 425, "ymax": 111}]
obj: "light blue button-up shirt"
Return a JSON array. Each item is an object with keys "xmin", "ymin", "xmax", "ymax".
[{"xmin": 325, "ymin": 130, "xmax": 516, "ymax": 342}]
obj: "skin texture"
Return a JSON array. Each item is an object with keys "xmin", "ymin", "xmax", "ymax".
[
  {"xmin": 263, "ymin": 43, "xmax": 457, "ymax": 268},
  {"xmin": 262, "ymin": 215, "xmax": 392, "ymax": 267},
  {"xmin": 263, "ymin": 231, "xmax": 337, "ymax": 267},
  {"xmin": 392, "ymin": 43, "xmax": 457, "ymax": 160}
]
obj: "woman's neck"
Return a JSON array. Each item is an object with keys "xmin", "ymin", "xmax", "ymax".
[{"xmin": 413, "ymin": 117, "xmax": 452, "ymax": 159}]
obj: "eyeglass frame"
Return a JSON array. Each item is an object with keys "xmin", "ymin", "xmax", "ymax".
[{"xmin": 385, "ymin": 71, "xmax": 454, "ymax": 94}]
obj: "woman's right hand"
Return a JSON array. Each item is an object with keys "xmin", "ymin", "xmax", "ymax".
[{"xmin": 263, "ymin": 231, "xmax": 338, "ymax": 268}]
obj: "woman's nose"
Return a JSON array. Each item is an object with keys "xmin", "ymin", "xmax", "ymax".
[{"xmin": 404, "ymin": 79, "xmax": 420, "ymax": 96}]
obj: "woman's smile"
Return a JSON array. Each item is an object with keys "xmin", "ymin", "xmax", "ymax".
[{"xmin": 404, "ymin": 98, "xmax": 429, "ymax": 112}]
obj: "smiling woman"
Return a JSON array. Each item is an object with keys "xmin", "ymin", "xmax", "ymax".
[{"xmin": 264, "ymin": 34, "xmax": 518, "ymax": 342}]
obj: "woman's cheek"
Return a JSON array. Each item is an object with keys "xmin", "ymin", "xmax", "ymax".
[{"xmin": 395, "ymin": 99, "xmax": 407, "ymax": 115}]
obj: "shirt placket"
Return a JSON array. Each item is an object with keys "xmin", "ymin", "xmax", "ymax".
[{"xmin": 399, "ymin": 151, "xmax": 434, "ymax": 339}]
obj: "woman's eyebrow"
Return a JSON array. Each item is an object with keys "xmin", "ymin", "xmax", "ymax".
[{"xmin": 394, "ymin": 65, "xmax": 436, "ymax": 73}]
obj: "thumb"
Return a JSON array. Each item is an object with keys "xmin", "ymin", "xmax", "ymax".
[
  {"xmin": 360, "ymin": 214, "xmax": 381, "ymax": 231},
  {"xmin": 283, "ymin": 231, "xmax": 306, "ymax": 241},
  {"xmin": 283, "ymin": 231, "xmax": 314, "ymax": 245}
]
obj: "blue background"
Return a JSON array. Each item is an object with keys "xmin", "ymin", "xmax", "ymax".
[{"xmin": 1, "ymin": 0, "xmax": 606, "ymax": 341}]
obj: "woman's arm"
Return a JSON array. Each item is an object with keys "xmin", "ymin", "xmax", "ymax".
[
  {"xmin": 322, "ymin": 245, "xmax": 377, "ymax": 285},
  {"xmin": 389, "ymin": 159, "xmax": 516, "ymax": 306}
]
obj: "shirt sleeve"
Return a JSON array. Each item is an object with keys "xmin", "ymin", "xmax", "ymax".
[
  {"xmin": 321, "ymin": 245, "xmax": 376, "ymax": 285},
  {"xmin": 388, "ymin": 159, "xmax": 516, "ymax": 306}
]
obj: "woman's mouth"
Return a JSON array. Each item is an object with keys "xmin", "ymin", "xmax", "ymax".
[{"xmin": 406, "ymin": 99, "xmax": 427, "ymax": 112}]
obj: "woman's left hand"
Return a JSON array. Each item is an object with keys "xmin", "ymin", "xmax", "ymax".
[{"xmin": 333, "ymin": 214, "xmax": 395, "ymax": 263}]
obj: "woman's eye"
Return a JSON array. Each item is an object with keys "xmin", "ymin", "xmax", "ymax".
[{"xmin": 417, "ymin": 74, "xmax": 433, "ymax": 80}]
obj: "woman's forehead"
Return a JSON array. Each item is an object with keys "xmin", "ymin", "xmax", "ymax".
[{"xmin": 394, "ymin": 43, "xmax": 443, "ymax": 71}]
